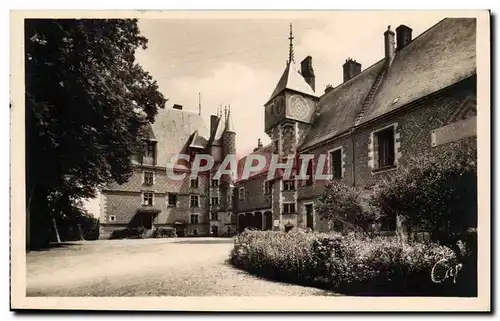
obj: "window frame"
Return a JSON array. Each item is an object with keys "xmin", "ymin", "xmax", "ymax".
[
  {"xmin": 328, "ymin": 147, "xmax": 343, "ymax": 179},
  {"xmin": 263, "ymin": 180, "xmax": 272, "ymax": 195},
  {"xmin": 211, "ymin": 196, "xmax": 219, "ymax": 206},
  {"xmin": 143, "ymin": 171, "xmax": 155, "ymax": 186},
  {"xmin": 239, "ymin": 187, "xmax": 246, "ymax": 200},
  {"xmin": 190, "ymin": 214, "xmax": 199, "ymax": 225},
  {"xmin": 372, "ymin": 124, "xmax": 397, "ymax": 173},
  {"xmin": 142, "ymin": 191, "xmax": 154, "ymax": 206},
  {"xmin": 190, "ymin": 177, "xmax": 200, "ymax": 188},
  {"xmin": 109, "ymin": 215, "xmax": 116, "ymax": 222},
  {"xmin": 167, "ymin": 193, "xmax": 177, "ymax": 207},
  {"xmin": 211, "ymin": 178, "xmax": 219, "ymax": 187},
  {"xmin": 283, "ymin": 180, "xmax": 295, "ymax": 191},
  {"xmin": 282, "ymin": 202, "xmax": 296, "ymax": 214},
  {"xmin": 190, "ymin": 194, "xmax": 200, "ymax": 208}
]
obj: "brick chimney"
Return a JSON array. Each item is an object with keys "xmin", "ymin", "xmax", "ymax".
[
  {"xmin": 396, "ymin": 25, "xmax": 413, "ymax": 50},
  {"xmin": 253, "ymin": 138, "xmax": 263, "ymax": 152},
  {"xmin": 300, "ymin": 56, "xmax": 315, "ymax": 91},
  {"xmin": 384, "ymin": 25, "xmax": 395, "ymax": 63},
  {"xmin": 343, "ymin": 58, "xmax": 362, "ymax": 83},
  {"xmin": 173, "ymin": 104, "xmax": 183, "ymax": 110}
]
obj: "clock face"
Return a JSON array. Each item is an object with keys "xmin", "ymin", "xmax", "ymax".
[{"xmin": 288, "ymin": 94, "xmax": 310, "ymax": 121}]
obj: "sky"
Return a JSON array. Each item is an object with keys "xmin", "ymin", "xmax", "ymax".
[{"xmin": 84, "ymin": 11, "xmax": 450, "ymax": 217}]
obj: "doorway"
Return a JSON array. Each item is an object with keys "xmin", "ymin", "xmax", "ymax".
[
  {"xmin": 211, "ymin": 225, "xmax": 218, "ymax": 236},
  {"xmin": 305, "ymin": 204, "xmax": 314, "ymax": 230}
]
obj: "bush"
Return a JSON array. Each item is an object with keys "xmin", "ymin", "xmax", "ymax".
[
  {"xmin": 109, "ymin": 227, "xmax": 146, "ymax": 240},
  {"xmin": 371, "ymin": 138, "xmax": 477, "ymax": 250},
  {"xmin": 152, "ymin": 227, "xmax": 177, "ymax": 238},
  {"xmin": 230, "ymin": 230, "xmax": 472, "ymax": 296},
  {"xmin": 316, "ymin": 181, "xmax": 379, "ymax": 234}
]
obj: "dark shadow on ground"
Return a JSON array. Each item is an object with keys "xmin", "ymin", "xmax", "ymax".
[
  {"xmin": 173, "ymin": 239, "xmax": 234, "ymax": 245},
  {"xmin": 28, "ymin": 242, "xmax": 83, "ymax": 252}
]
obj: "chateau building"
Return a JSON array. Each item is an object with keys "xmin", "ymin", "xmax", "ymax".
[
  {"xmin": 100, "ymin": 104, "xmax": 238, "ymax": 237},
  {"xmin": 100, "ymin": 18, "xmax": 477, "ymax": 237},
  {"xmin": 234, "ymin": 18, "xmax": 477, "ymax": 233}
]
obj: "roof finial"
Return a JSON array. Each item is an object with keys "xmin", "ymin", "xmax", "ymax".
[
  {"xmin": 224, "ymin": 105, "xmax": 228, "ymax": 120},
  {"xmin": 288, "ymin": 23, "xmax": 294, "ymax": 64},
  {"xmin": 198, "ymin": 92, "xmax": 201, "ymax": 116}
]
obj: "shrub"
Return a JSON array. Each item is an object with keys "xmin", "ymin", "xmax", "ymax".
[
  {"xmin": 316, "ymin": 181, "xmax": 379, "ymax": 234},
  {"xmin": 109, "ymin": 227, "xmax": 146, "ymax": 239},
  {"xmin": 152, "ymin": 227, "xmax": 177, "ymax": 238},
  {"xmin": 230, "ymin": 230, "xmax": 469, "ymax": 296},
  {"xmin": 371, "ymin": 138, "xmax": 477, "ymax": 248}
]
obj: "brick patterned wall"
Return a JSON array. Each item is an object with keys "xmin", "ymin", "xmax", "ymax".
[{"xmin": 235, "ymin": 175, "xmax": 272, "ymax": 212}]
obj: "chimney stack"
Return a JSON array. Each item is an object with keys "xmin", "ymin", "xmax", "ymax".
[
  {"xmin": 173, "ymin": 104, "xmax": 183, "ymax": 110},
  {"xmin": 384, "ymin": 25, "xmax": 395, "ymax": 63},
  {"xmin": 300, "ymin": 56, "xmax": 315, "ymax": 91},
  {"xmin": 343, "ymin": 58, "xmax": 362, "ymax": 83},
  {"xmin": 257, "ymin": 138, "xmax": 263, "ymax": 149},
  {"xmin": 396, "ymin": 25, "xmax": 413, "ymax": 50},
  {"xmin": 324, "ymin": 84, "xmax": 334, "ymax": 94},
  {"xmin": 210, "ymin": 115, "xmax": 218, "ymax": 136}
]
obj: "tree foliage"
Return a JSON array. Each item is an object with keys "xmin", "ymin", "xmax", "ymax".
[
  {"xmin": 25, "ymin": 19, "xmax": 166, "ymax": 248},
  {"xmin": 316, "ymin": 180, "xmax": 379, "ymax": 234},
  {"xmin": 372, "ymin": 138, "xmax": 477, "ymax": 246}
]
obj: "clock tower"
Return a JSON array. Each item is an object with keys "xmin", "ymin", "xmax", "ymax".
[{"xmin": 264, "ymin": 24, "xmax": 320, "ymax": 158}]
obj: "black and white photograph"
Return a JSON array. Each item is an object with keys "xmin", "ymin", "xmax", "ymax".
[{"xmin": 10, "ymin": 9, "xmax": 490, "ymax": 311}]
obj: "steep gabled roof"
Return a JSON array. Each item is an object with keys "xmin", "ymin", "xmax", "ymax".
[
  {"xmin": 358, "ymin": 18, "xmax": 476, "ymax": 125},
  {"xmin": 300, "ymin": 18, "xmax": 476, "ymax": 150},
  {"xmin": 150, "ymin": 108, "xmax": 208, "ymax": 167},
  {"xmin": 301, "ymin": 59, "xmax": 386, "ymax": 149},
  {"xmin": 267, "ymin": 62, "xmax": 319, "ymax": 103}
]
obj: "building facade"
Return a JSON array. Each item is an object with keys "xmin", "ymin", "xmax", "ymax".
[
  {"xmin": 234, "ymin": 18, "xmax": 477, "ymax": 233},
  {"xmin": 100, "ymin": 105, "xmax": 237, "ymax": 238}
]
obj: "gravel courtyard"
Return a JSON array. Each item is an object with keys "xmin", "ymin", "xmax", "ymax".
[{"xmin": 26, "ymin": 238, "xmax": 337, "ymax": 296}]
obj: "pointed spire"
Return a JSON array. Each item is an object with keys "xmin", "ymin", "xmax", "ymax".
[
  {"xmin": 224, "ymin": 105, "xmax": 235, "ymax": 133},
  {"xmin": 288, "ymin": 23, "xmax": 294, "ymax": 65}
]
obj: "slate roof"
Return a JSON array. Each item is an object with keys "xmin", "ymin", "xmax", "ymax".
[
  {"xmin": 268, "ymin": 62, "xmax": 319, "ymax": 103},
  {"xmin": 149, "ymin": 107, "xmax": 208, "ymax": 168},
  {"xmin": 358, "ymin": 18, "xmax": 476, "ymax": 125},
  {"xmin": 300, "ymin": 18, "xmax": 476, "ymax": 150},
  {"xmin": 301, "ymin": 59, "xmax": 386, "ymax": 149},
  {"xmin": 235, "ymin": 143, "xmax": 275, "ymax": 183}
]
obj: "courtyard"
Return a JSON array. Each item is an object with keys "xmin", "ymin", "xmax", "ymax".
[{"xmin": 26, "ymin": 238, "xmax": 336, "ymax": 296}]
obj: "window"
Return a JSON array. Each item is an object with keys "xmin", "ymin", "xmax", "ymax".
[
  {"xmin": 190, "ymin": 177, "xmax": 199, "ymax": 188},
  {"xmin": 228, "ymin": 193, "xmax": 233, "ymax": 206},
  {"xmin": 273, "ymin": 139, "xmax": 279, "ymax": 153},
  {"xmin": 192, "ymin": 228, "xmax": 199, "ymax": 235},
  {"xmin": 211, "ymin": 178, "xmax": 219, "ymax": 187},
  {"xmin": 142, "ymin": 140, "xmax": 157, "ymax": 165},
  {"xmin": 283, "ymin": 203, "xmax": 296, "ymax": 214},
  {"xmin": 283, "ymin": 180, "xmax": 295, "ymax": 191},
  {"xmin": 143, "ymin": 192, "xmax": 154, "ymax": 206},
  {"xmin": 210, "ymin": 212, "xmax": 218, "ymax": 221},
  {"xmin": 264, "ymin": 181, "xmax": 272, "ymax": 195},
  {"xmin": 376, "ymin": 127, "xmax": 395, "ymax": 169},
  {"xmin": 239, "ymin": 187, "xmax": 246, "ymax": 200},
  {"xmin": 306, "ymin": 160, "xmax": 314, "ymax": 186},
  {"xmin": 380, "ymin": 214, "xmax": 397, "ymax": 231},
  {"xmin": 167, "ymin": 193, "xmax": 177, "ymax": 207},
  {"xmin": 190, "ymin": 215, "xmax": 199, "ymax": 224},
  {"xmin": 190, "ymin": 195, "xmax": 200, "ymax": 208},
  {"xmin": 211, "ymin": 197, "xmax": 219, "ymax": 206},
  {"xmin": 144, "ymin": 171, "xmax": 154, "ymax": 185},
  {"xmin": 330, "ymin": 148, "xmax": 342, "ymax": 179},
  {"xmin": 109, "ymin": 215, "xmax": 116, "ymax": 222}
]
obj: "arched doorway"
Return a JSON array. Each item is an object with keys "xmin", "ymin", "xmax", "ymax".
[
  {"xmin": 264, "ymin": 211, "xmax": 272, "ymax": 230},
  {"xmin": 245, "ymin": 213, "xmax": 254, "ymax": 230},
  {"xmin": 237, "ymin": 214, "xmax": 246, "ymax": 233},
  {"xmin": 255, "ymin": 212, "xmax": 263, "ymax": 230}
]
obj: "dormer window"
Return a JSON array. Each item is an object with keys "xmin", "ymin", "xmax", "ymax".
[{"xmin": 142, "ymin": 140, "xmax": 157, "ymax": 166}]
